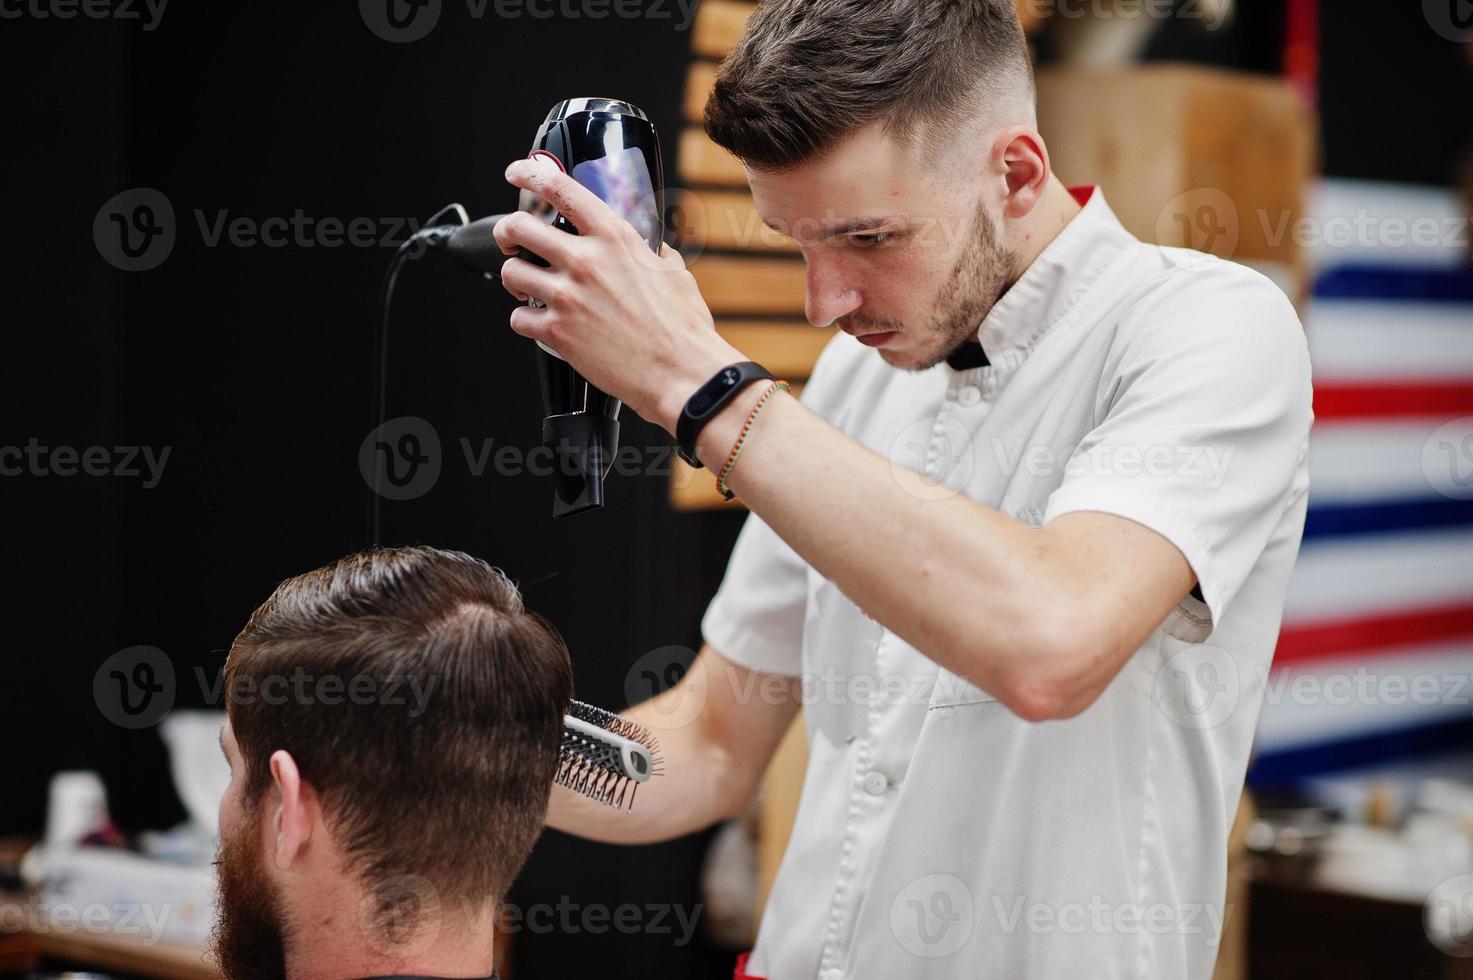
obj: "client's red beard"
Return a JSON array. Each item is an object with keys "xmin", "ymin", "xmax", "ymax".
[{"xmin": 211, "ymin": 802, "xmax": 289, "ymax": 980}]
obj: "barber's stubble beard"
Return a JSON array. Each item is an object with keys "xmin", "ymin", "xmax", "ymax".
[
  {"xmin": 858, "ymin": 199, "xmax": 1016, "ymax": 373},
  {"xmin": 212, "ymin": 801, "xmax": 289, "ymax": 980}
]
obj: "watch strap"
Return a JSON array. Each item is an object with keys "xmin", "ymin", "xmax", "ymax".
[{"xmin": 676, "ymin": 361, "xmax": 775, "ymax": 468}]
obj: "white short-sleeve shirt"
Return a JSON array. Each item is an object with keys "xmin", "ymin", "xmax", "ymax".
[{"xmin": 701, "ymin": 188, "xmax": 1313, "ymax": 980}]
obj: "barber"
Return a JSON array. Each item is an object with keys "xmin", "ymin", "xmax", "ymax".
[{"xmin": 492, "ymin": 3, "xmax": 1311, "ymax": 977}]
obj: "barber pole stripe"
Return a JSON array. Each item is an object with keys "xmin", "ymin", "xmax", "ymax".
[
  {"xmin": 1304, "ymin": 497, "xmax": 1473, "ymax": 539},
  {"xmin": 1307, "ymin": 303, "xmax": 1473, "ymax": 380},
  {"xmin": 1256, "ymin": 643, "xmax": 1473, "ymax": 753},
  {"xmin": 1307, "ymin": 420, "xmax": 1467, "ymax": 504},
  {"xmin": 1274, "ymin": 599, "xmax": 1473, "ymax": 668},
  {"xmin": 1247, "ymin": 224, "xmax": 1473, "ymax": 782},
  {"xmin": 1284, "ymin": 528, "xmax": 1473, "ymax": 623},
  {"xmin": 1313, "ymin": 382, "xmax": 1473, "ymax": 421}
]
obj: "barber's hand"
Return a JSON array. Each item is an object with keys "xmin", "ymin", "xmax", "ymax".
[{"xmin": 493, "ymin": 156, "xmax": 744, "ymax": 435}]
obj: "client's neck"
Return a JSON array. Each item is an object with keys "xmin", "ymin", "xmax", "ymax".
[{"xmin": 284, "ymin": 890, "xmax": 499, "ymax": 980}]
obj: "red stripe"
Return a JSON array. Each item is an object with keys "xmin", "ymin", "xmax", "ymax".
[
  {"xmin": 1313, "ymin": 382, "xmax": 1473, "ymax": 421},
  {"xmin": 1275, "ymin": 599, "xmax": 1473, "ymax": 667},
  {"xmin": 733, "ymin": 952, "xmax": 765, "ymax": 980},
  {"xmin": 1284, "ymin": 0, "xmax": 1319, "ymax": 105}
]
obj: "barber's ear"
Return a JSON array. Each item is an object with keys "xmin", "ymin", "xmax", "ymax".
[
  {"xmin": 267, "ymin": 750, "xmax": 315, "ymax": 870},
  {"xmin": 994, "ymin": 126, "xmax": 1051, "ymax": 221}
]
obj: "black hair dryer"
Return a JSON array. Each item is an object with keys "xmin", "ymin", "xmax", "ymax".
[{"xmin": 430, "ymin": 98, "xmax": 666, "ymax": 518}]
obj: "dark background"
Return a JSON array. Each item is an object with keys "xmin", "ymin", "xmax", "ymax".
[
  {"xmin": 2, "ymin": 3, "xmax": 743, "ymax": 976},
  {"xmin": 2, "ymin": 2, "xmax": 1470, "ymax": 978}
]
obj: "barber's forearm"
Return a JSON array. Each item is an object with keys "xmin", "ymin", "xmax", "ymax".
[
  {"xmin": 692, "ymin": 389, "xmax": 1080, "ymax": 719},
  {"xmin": 545, "ymin": 691, "xmax": 750, "ymax": 845}
]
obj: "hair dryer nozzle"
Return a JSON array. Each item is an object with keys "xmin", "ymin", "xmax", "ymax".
[{"xmin": 542, "ymin": 412, "xmax": 619, "ymax": 518}]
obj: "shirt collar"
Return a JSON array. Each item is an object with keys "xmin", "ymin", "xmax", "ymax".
[{"xmin": 958, "ymin": 186, "xmax": 1134, "ymax": 373}]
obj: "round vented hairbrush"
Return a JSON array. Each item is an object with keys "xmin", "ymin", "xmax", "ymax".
[{"xmin": 557, "ymin": 700, "xmax": 664, "ymax": 810}]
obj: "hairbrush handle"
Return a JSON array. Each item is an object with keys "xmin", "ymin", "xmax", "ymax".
[
  {"xmin": 563, "ymin": 714, "xmax": 653, "ymax": 783},
  {"xmin": 556, "ymin": 699, "xmax": 664, "ymax": 810}
]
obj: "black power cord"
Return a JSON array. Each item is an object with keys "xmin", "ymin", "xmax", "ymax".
[
  {"xmin": 368, "ymin": 203, "xmax": 468, "ymax": 546},
  {"xmin": 368, "ymin": 204, "xmax": 525, "ymax": 544}
]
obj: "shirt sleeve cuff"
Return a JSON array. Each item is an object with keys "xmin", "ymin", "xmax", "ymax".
[
  {"xmin": 701, "ymin": 599, "xmax": 805, "ymax": 678},
  {"xmin": 1043, "ymin": 484, "xmax": 1223, "ymax": 644}
]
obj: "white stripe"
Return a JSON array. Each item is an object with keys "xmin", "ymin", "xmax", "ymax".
[
  {"xmin": 1284, "ymin": 528, "xmax": 1473, "ymax": 623},
  {"xmin": 1307, "ymin": 300, "xmax": 1473, "ymax": 381},
  {"xmin": 1307, "ymin": 419, "xmax": 1454, "ymax": 503},
  {"xmin": 1255, "ymin": 642, "xmax": 1473, "ymax": 752},
  {"xmin": 1308, "ymin": 179, "xmax": 1469, "ymax": 272}
]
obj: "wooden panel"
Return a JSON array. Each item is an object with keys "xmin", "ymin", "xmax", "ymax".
[
  {"xmin": 684, "ymin": 60, "xmax": 719, "ymax": 124},
  {"xmin": 670, "ymin": 460, "xmax": 746, "ymax": 512},
  {"xmin": 691, "ymin": 256, "xmax": 807, "ymax": 316},
  {"xmin": 1212, "ymin": 791, "xmax": 1255, "ymax": 980},
  {"xmin": 692, "ymin": 0, "xmax": 756, "ymax": 59},
  {"xmin": 715, "ymin": 321, "xmax": 832, "ymax": 379},
  {"xmin": 758, "ymin": 717, "xmax": 808, "ymax": 917},
  {"xmin": 679, "ymin": 127, "xmax": 749, "ymax": 187},
  {"xmin": 674, "ymin": 189, "xmax": 800, "ymax": 254},
  {"xmin": 1015, "ymin": 0, "xmax": 1048, "ymax": 34},
  {"xmin": 37, "ymin": 931, "xmax": 218, "ymax": 980},
  {"xmin": 1036, "ymin": 65, "xmax": 1314, "ymax": 293}
]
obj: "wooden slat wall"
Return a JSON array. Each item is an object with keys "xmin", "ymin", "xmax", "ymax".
[
  {"xmin": 672, "ymin": 0, "xmax": 824, "ymax": 512},
  {"xmin": 674, "ymin": 6, "xmax": 818, "ymax": 920},
  {"xmin": 1035, "ymin": 65, "xmax": 1314, "ymax": 299},
  {"xmin": 690, "ymin": 0, "xmax": 755, "ymax": 57}
]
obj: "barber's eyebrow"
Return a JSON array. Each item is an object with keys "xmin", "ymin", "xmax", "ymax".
[{"xmin": 762, "ymin": 215, "xmax": 899, "ymax": 238}]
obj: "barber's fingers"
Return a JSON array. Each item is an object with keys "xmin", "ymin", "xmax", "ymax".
[
  {"xmin": 492, "ymin": 211, "xmax": 577, "ymax": 266},
  {"xmin": 507, "ymin": 302, "xmax": 555, "ymax": 343},
  {"xmin": 498, "ymin": 255, "xmax": 561, "ymax": 307},
  {"xmin": 658, "ymin": 241, "xmax": 688, "ymax": 269},
  {"xmin": 504, "ymin": 156, "xmax": 618, "ymax": 237}
]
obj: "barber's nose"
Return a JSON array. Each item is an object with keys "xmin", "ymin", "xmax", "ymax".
[{"xmin": 804, "ymin": 254, "xmax": 861, "ymax": 328}]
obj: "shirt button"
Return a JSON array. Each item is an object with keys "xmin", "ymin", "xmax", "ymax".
[
  {"xmin": 862, "ymin": 770, "xmax": 889, "ymax": 795},
  {"xmin": 958, "ymin": 385, "xmax": 983, "ymax": 407}
]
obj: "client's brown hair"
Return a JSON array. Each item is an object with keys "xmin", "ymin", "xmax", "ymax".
[{"xmin": 224, "ymin": 546, "xmax": 572, "ymax": 907}]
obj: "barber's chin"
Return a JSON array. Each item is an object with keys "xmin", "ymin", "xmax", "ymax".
[{"xmin": 874, "ymin": 341, "xmax": 931, "ymax": 373}]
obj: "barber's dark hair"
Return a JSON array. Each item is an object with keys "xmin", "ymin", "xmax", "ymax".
[
  {"xmin": 224, "ymin": 546, "xmax": 572, "ymax": 908},
  {"xmin": 704, "ymin": 0, "xmax": 1034, "ymax": 172}
]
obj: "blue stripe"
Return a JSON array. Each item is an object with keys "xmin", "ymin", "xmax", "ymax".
[
  {"xmin": 1248, "ymin": 716, "xmax": 1473, "ymax": 785},
  {"xmin": 1303, "ymin": 496, "xmax": 1473, "ymax": 540},
  {"xmin": 1314, "ymin": 265, "xmax": 1473, "ymax": 303}
]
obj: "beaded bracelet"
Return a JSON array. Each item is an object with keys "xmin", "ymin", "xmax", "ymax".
[{"xmin": 716, "ymin": 381, "xmax": 790, "ymax": 501}]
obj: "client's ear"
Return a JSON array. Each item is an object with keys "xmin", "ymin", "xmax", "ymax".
[{"xmin": 267, "ymin": 750, "xmax": 317, "ymax": 871}]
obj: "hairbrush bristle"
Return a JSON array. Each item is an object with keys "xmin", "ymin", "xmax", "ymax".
[
  {"xmin": 566, "ymin": 700, "xmax": 665, "ymax": 774},
  {"xmin": 556, "ymin": 700, "xmax": 664, "ymax": 809}
]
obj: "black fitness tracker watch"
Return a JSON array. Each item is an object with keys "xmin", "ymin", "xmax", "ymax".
[{"xmin": 676, "ymin": 361, "xmax": 776, "ymax": 468}]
